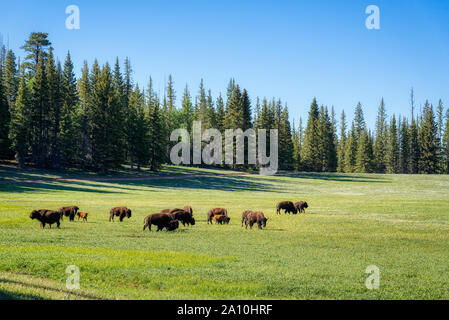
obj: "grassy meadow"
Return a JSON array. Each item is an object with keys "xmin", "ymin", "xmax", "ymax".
[{"xmin": 0, "ymin": 164, "xmax": 448, "ymax": 300}]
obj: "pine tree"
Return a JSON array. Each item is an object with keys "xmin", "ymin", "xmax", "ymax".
[
  {"xmin": 21, "ymin": 32, "xmax": 51, "ymax": 73},
  {"xmin": 344, "ymin": 122, "xmax": 357, "ymax": 173},
  {"xmin": 398, "ymin": 117, "xmax": 410, "ymax": 174},
  {"xmin": 148, "ymin": 93, "xmax": 165, "ymax": 171},
  {"xmin": 9, "ymin": 72, "xmax": 31, "ymax": 168},
  {"xmin": 373, "ymin": 98, "xmax": 387, "ymax": 173},
  {"xmin": 300, "ymin": 98, "xmax": 320, "ymax": 171},
  {"xmin": 215, "ymin": 94, "xmax": 225, "ymax": 130},
  {"xmin": 0, "ymin": 52, "xmax": 9, "ymax": 159},
  {"xmin": 317, "ymin": 106, "xmax": 337, "ymax": 171},
  {"xmin": 292, "ymin": 118, "xmax": 302, "ymax": 171},
  {"xmin": 443, "ymin": 108, "xmax": 449, "ymax": 174},
  {"xmin": 386, "ymin": 115, "xmax": 399, "ymax": 173},
  {"xmin": 409, "ymin": 116, "xmax": 419, "ymax": 174},
  {"xmin": 418, "ymin": 101, "xmax": 438, "ymax": 174},
  {"xmin": 279, "ymin": 106, "xmax": 294, "ymax": 170},
  {"xmin": 436, "ymin": 100, "xmax": 444, "ymax": 173},
  {"xmin": 337, "ymin": 110, "xmax": 346, "ymax": 172},
  {"xmin": 45, "ymin": 48, "xmax": 61, "ymax": 167},
  {"xmin": 180, "ymin": 85, "xmax": 194, "ymax": 131},
  {"xmin": 59, "ymin": 52, "xmax": 79, "ymax": 166},
  {"xmin": 241, "ymin": 89, "xmax": 252, "ymax": 130},
  {"xmin": 78, "ymin": 61, "xmax": 91, "ymax": 168},
  {"xmin": 89, "ymin": 63, "xmax": 123, "ymax": 172},
  {"xmin": 224, "ymin": 85, "xmax": 243, "ymax": 129},
  {"xmin": 127, "ymin": 85, "xmax": 150, "ymax": 169},
  {"xmin": 31, "ymin": 51, "xmax": 49, "ymax": 167},
  {"xmin": 354, "ymin": 102, "xmax": 366, "ymax": 139},
  {"xmin": 355, "ymin": 129, "xmax": 373, "ymax": 173},
  {"xmin": 4, "ymin": 50, "xmax": 18, "ymax": 110}
]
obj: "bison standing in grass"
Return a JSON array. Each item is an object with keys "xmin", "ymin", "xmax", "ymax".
[
  {"xmin": 30, "ymin": 209, "xmax": 62, "ymax": 229},
  {"xmin": 77, "ymin": 211, "xmax": 89, "ymax": 222},
  {"xmin": 241, "ymin": 210, "xmax": 254, "ymax": 226},
  {"xmin": 59, "ymin": 206, "xmax": 79, "ymax": 221},
  {"xmin": 213, "ymin": 215, "xmax": 231, "ymax": 225},
  {"xmin": 109, "ymin": 207, "xmax": 132, "ymax": 222},
  {"xmin": 207, "ymin": 208, "xmax": 228, "ymax": 224},
  {"xmin": 143, "ymin": 213, "xmax": 179, "ymax": 232},
  {"xmin": 295, "ymin": 201, "xmax": 308, "ymax": 213},
  {"xmin": 183, "ymin": 206, "xmax": 193, "ymax": 217},
  {"xmin": 276, "ymin": 201, "xmax": 297, "ymax": 215},
  {"xmin": 161, "ymin": 208, "xmax": 195, "ymax": 226},
  {"xmin": 245, "ymin": 212, "xmax": 268, "ymax": 230}
]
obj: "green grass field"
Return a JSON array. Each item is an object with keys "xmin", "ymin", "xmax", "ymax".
[{"xmin": 0, "ymin": 164, "xmax": 448, "ymax": 300}]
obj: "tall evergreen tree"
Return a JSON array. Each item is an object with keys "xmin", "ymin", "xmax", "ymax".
[
  {"xmin": 0, "ymin": 54, "xmax": 9, "ymax": 158},
  {"xmin": 386, "ymin": 115, "xmax": 399, "ymax": 173},
  {"xmin": 300, "ymin": 98, "xmax": 320, "ymax": 171},
  {"xmin": 436, "ymin": 99, "xmax": 444, "ymax": 173},
  {"xmin": 337, "ymin": 110, "xmax": 346, "ymax": 172},
  {"xmin": 443, "ymin": 108, "xmax": 449, "ymax": 174},
  {"xmin": 418, "ymin": 101, "xmax": 438, "ymax": 174},
  {"xmin": 148, "ymin": 94, "xmax": 165, "ymax": 171},
  {"xmin": 78, "ymin": 61, "xmax": 91, "ymax": 168},
  {"xmin": 354, "ymin": 102, "xmax": 366, "ymax": 139},
  {"xmin": 279, "ymin": 106, "xmax": 294, "ymax": 170},
  {"xmin": 180, "ymin": 85, "xmax": 194, "ymax": 131},
  {"xmin": 399, "ymin": 117, "xmax": 410, "ymax": 174},
  {"xmin": 373, "ymin": 98, "xmax": 387, "ymax": 173},
  {"xmin": 355, "ymin": 129, "xmax": 373, "ymax": 173},
  {"xmin": 30, "ymin": 51, "xmax": 49, "ymax": 167},
  {"xmin": 9, "ymin": 72, "xmax": 31, "ymax": 168},
  {"xmin": 59, "ymin": 52, "xmax": 79, "ymax": 166},
  {"xmin": 344, "ymin": 122, "xmax": 357, "ymax": 173},
  {"xmin": 45, "ymin": 48, "xmax": 61, "ymax": 167},
  {"xmin": 21, "ymin": 32, "xmax": 51, "ymax": 73}
]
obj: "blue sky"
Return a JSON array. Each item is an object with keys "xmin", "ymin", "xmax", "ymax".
[{"xmin": 1, "ymin": 0, "xmax": 448, "ymax": 128}]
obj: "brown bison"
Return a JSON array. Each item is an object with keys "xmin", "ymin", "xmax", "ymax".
[
  {"xmin": 109, "ymin": 207, "xmax": 132, "ymax": 222},
  {"xmin": 295, "ymin": 201, "xmax": 309, "ymax": 213},
  {"xmin": 77, "ymin": 211, "xmax": 88, "ymax": 222},
  {"xmin": 143, "ymin": 213, "xmax": 179, "ymax": 232},
  {"xmin": 213, "ymin": 215, "xmax": 231, "ymax": 225},
  {"xmin": 171, "ymin": 210, "xmax": 195, "ymax": 226},
  {"xmin": 59, "ymin": 206, "xmax": 79, "ymax": 221},
  {"xmin": 161, "ymin": 208, "xmax": 195, "ymax": 226},
  {"xmin": 276, "ymin": 201, "xmax": 297, "ymax": 215},
  {"xmin": 245, "ymin": 211, "xmax": 268, "ymax": 230},
  {"xmin": 183, "ymin": 206, "xmax": 193, "ymax": 217},
  {"xmin": 241, "ymin": 210, "xmax": 254, "ymax": 226},
  {"xmin": 30, "ymin": 209, "xmax": 62, "ymax": 229},
  {"xmin": 207, "ymin": 208, "xmax": 228, "ymax": 224}
]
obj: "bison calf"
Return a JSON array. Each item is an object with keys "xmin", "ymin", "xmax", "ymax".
[
  {"xmin": 213, "ymin": 215, "xmax": 230, "ymax": 225},
  {"xmin": 207, "ymin": 208, "xmax": 228, "ymax": 224},
  {"xmin": 109, "ymin": 207, "xmax": 132, "ymax": 222},
  {"xmin": 143, "ymin": 213, "xmax": 179, "ymax": 232},
  {"xmin": 30, "ymin": 209, "xmax": 61, "ymax": 229},
  {"xmin": 77, "ymin": 211, "xmax": 88, "ymax": 222},
  {"xmin": 246, "ymin": 212, "xmax": 268, "ymax": 230}
]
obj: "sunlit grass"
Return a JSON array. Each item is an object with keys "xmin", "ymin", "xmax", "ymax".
[{"xmin": 0, "ymin": 165, "xmax": 448, "ymax": 299}]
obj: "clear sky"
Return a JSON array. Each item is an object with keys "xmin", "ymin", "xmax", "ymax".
[{"xmin": 1, "ymin": 0, "xmax": 448, "ymax": 128}]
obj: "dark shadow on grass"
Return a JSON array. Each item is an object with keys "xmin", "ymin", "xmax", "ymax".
[
  {"xmin": 115, "ymin": 175, "xmax": 277, "ymax": 192},
  {"xmin": 0, "ymin": 278, "xmax": 102, "ymax": 300},
  {"xmin": 0, "ymin": 288, "xmax": 45, "ymax": 300},
  {"xmin": 280, "ymin": 172, "xmax": 389, "ymax": 183}
]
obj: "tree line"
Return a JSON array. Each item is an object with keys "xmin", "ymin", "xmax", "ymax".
[{"xmin": 0, "ymin": 33, "xmax": 448, "ymax": 174}]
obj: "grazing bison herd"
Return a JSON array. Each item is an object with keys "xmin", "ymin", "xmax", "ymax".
[{"xmin": 29, "ymin": 200, "xmax": 309, "ymax": 231}]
